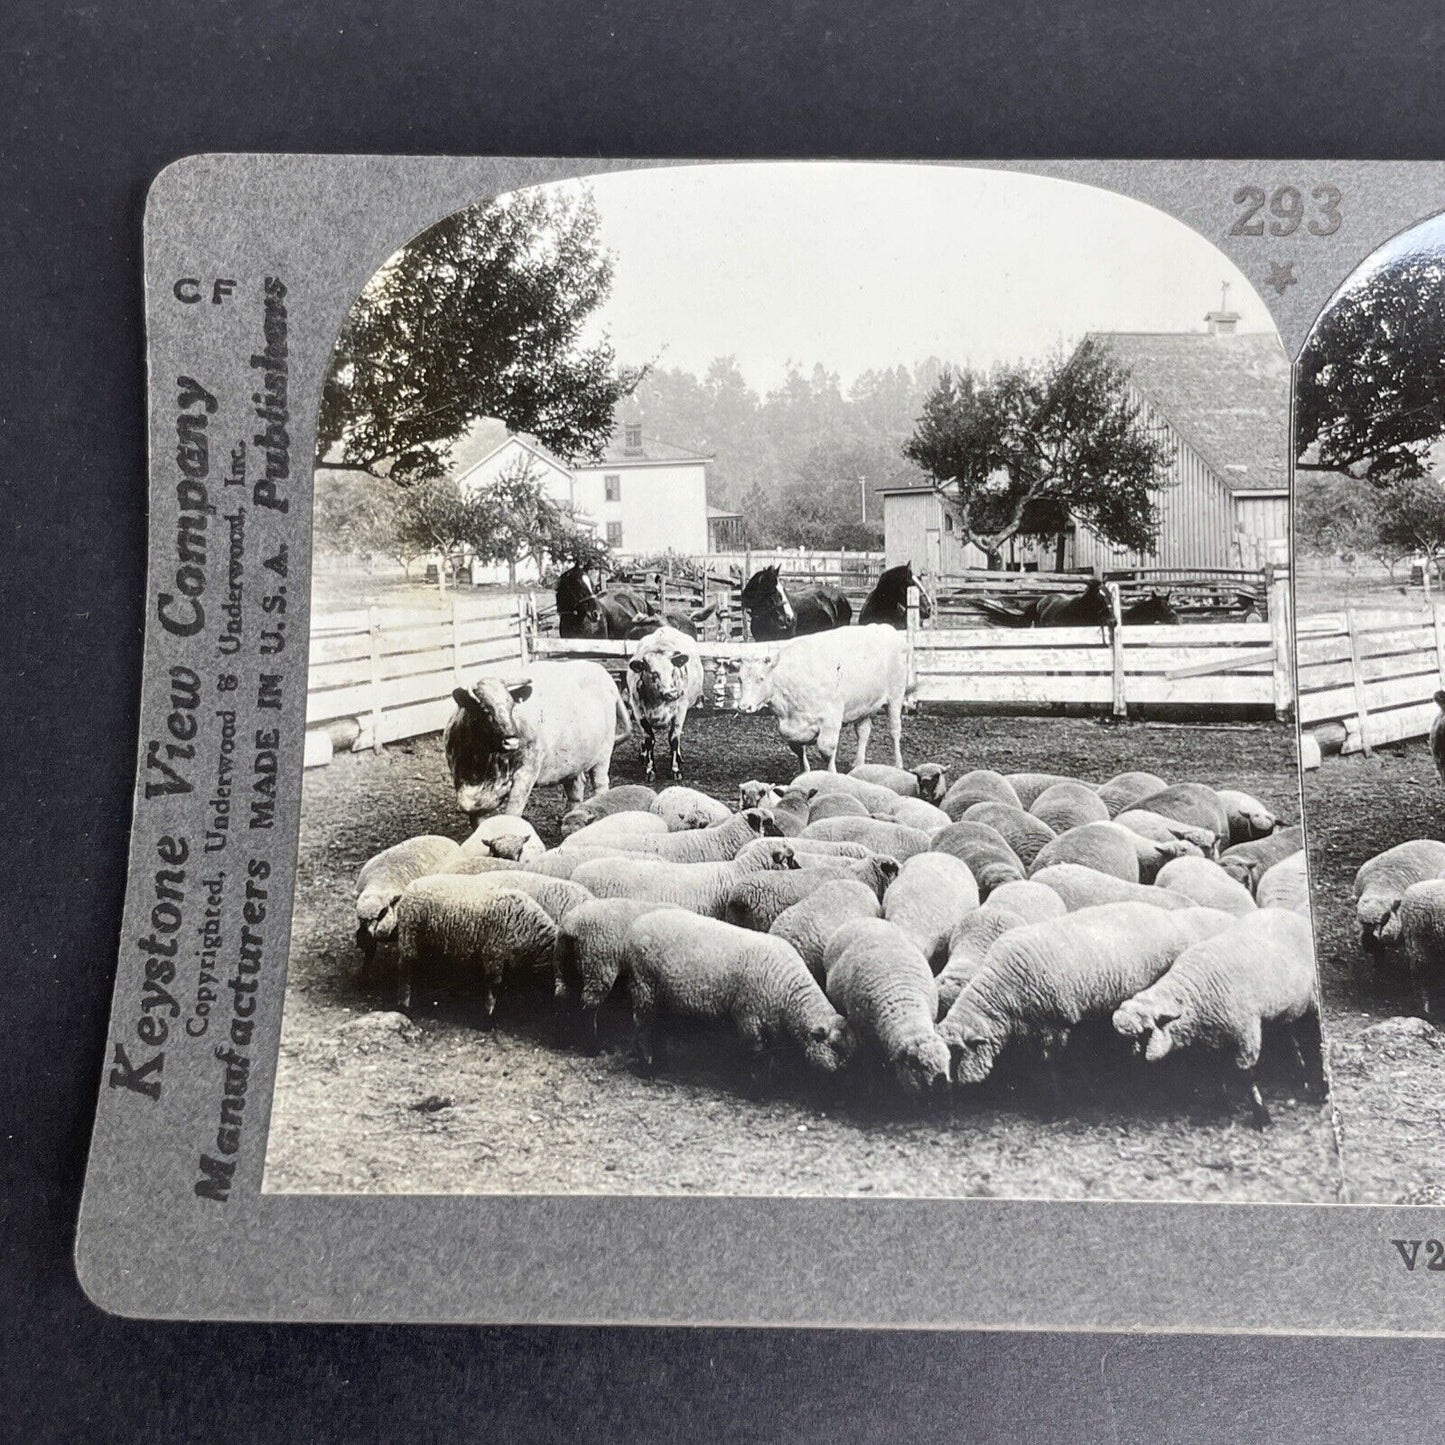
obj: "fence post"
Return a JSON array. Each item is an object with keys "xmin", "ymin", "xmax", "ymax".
[
  {"xmin": 367, "ymin": 605, "xmax": 384, "ymax": 754},
  {"xmin": 905, "ymin": 585, "xmax": 920, "ymax": 700},
  {"xmin": 1268, "ymin": 567, "xmax": 1294, "ymax": 721},
  {"xmin": 1434, "ymin": 602, "xmax": 1445, "ymax": 688},
  {"xmin": 517, "ymin": 595, "xmax": 531, "ymax": 672},
  {"xmin": 1107, "ymin": 582, "xmax": 1126, "ymax": 718},
  {"xmin": 1344, "ymin": 606, "xmax": 1372, "ymax": 756}
]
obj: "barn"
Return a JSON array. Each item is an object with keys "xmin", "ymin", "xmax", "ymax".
[{"xmin": 883, "ymin": 309, "xmax": 1290, "ymax": 577}]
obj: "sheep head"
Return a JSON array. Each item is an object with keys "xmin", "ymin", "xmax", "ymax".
[
  {"xmin": 1112, "ymin": 993, "xmax": 1184, "ymax": 1061},
  {"xmin": 938, "ymin": 1006, "xmax": 1007, "ymax": 1085}
]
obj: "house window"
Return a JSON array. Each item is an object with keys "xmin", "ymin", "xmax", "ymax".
[
  {"xmin": 606, "ymin": 521, "xmax": 623, "ymax": 547},
  {"xmin": 624, "ymin": 423, "xmax": 643, "ymax": 452},
  {"xmin": 943, "ymin": 512, "xmax": 954, "ymax": 533},
  {"xmin": 604, "ymin": 473, "xmax": 621, "ymax": 502}
]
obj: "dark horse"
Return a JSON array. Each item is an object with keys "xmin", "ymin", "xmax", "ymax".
[
  {"xmin": 970, "ymin": 579, "xmax": 1179, "ymax": 638},
  {"xmin": 859, "ymin": 562, "xmax": 934, "ymax": 630},
  {"xmin": 738, "ymin": 564, "xmax": 852, "ymax": 641},
  {"xmin": 554, "ymin": 562, "xmax": 646, "ymax": 639}
]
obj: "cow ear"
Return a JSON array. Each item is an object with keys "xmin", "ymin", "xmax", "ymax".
[
  {"xmin": 670, "ymin": 652, "xmax": 690, "ymax": 669},
  {"xmin": 508, "ymin": 681, "xmax": 534, "ymax": 703},
  {"xmin": 452, "ymin": 687, "xmax": 479, "ymax": 712},
  {"xmin": 628, "ymin": 657, "xmax": 645, "ymax": 673}
]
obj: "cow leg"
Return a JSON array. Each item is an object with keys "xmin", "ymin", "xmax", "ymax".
[
  {"xmin": 887, "ymin": 690, "xmax": 905, "ymax": 769},
  {"xmin": 853, "ymin": 714, "xmax": 873, "ymax": 768},
  {"xmin": 640, "ymin": 721, "xmax": 656, "ymax": 781},
  {"xmin": 586, "ymin": 760, "xmax": 609, "ymax": 796},
  {"xmin": 561, "ymin": 772, "xmax": 586, "ymax": 810},
  {"xmin": 790, "ymin": 742, "xmax": 809, "ymax": 772},
  {"xmin": 501, "ymin": 765, "xmax": 540, "ymax": 816},
  {"xmin": 817, "ymin": 708, "xmax": 845, "ymax": 772},
  {"xmin": 668, "ymin": 715, "xmax": 684, "ymax": 780}
]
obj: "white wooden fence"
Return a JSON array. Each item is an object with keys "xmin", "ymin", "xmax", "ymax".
[
  {"xmin": 305, "ymin": 594, "xmax": 527, "ymax": 764},
  {"xmin": 1298, "ymin": 605, "xmax": 1445, "ymax": 757}
]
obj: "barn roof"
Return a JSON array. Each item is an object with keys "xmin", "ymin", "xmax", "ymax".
[{"xmin": 1084, "ymin": 330, "xmax": 1289, "ymax": 493}]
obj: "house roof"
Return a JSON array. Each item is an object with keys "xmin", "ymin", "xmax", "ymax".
[
  {"xmin": 1084, "ymin": 330, "xmax": 1289, "ymax": 493},
  {"xmin": 448, "ymin": 419, "xmax": 573, "ymax": 481},
  {"xmin": 707, "ymin": 505, "xmax": 743, "ymax": 519},
  {"xmin": 574, "ymin": 425, "xmax": 712, "ymax": 468}
]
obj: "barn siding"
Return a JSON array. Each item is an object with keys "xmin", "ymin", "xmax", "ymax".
[
  {"xmin": 884, "ymin": 491, "xmax": 1066, "ymax": 574},
  {"xmin": 1233, "ymin": 493, "xmax": 1290, "ymax": 567}
]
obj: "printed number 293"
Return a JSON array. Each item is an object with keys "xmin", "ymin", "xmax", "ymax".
[{"xmin": 1231, "ymin": 184, "xmax": 1342, "ymax": 237}]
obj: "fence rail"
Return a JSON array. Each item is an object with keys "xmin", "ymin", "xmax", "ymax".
[{"xmin": 1298, "ymin": 605, "xmax": 1445, "ymax": 757}]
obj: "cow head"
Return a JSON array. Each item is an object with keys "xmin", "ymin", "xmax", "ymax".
[
  {"xmin": 734, "ymin": 655, "xmax": 779, "ymax": 714},
  {"xmin": 628, "ymin": 646, "xmax": 694, "ymax": 703},
  {"xmin": 444, "ymin": 677, "xmax": 534, "ymax": 818}
]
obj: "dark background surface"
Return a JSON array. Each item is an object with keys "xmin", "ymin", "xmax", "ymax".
[{"xmin": 4, "ymin": 0, "xmax": 1444, "ymax": 1438}]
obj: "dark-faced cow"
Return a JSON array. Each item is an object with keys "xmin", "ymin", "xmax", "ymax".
[
  {"xmin": 624, "ymin": 624, "xmax": 705, "ymax": 781},
  {"xmin": 444, "ymin": 660, "xmax": 629, "ymax": 819}
]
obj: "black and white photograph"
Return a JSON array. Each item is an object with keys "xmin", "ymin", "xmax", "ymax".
[
  {"xmin": 261, "ymin": 162, "xmax": 1333, "ymax": 1204},
  {"xmin": 1295, "ymin": 213, "xmax": 1445, "ymax": 1206}
]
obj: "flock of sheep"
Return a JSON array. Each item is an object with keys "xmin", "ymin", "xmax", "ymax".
[
  {"xmin": 353, "ymin": 745, "xmax": 1318, "ymax": 1129},
  {"xmin": 1353, "ymin": 837, "xmax": 1445, "ymax": 1018}
]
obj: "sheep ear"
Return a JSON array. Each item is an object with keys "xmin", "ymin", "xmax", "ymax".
[{"xmin": 744, "ymin": 810, "xmax": 765, "ymax": 833}]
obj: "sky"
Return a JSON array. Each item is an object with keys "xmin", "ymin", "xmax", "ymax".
[{"xmin": 527, "ymin": 162, "xmax": 1278, "ymax": 391}]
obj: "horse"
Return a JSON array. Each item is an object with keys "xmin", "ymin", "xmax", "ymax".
[
  {"xmin": 970, "ymin": 578, "xmax": 1114, "ymax": 631},
  {"xmin": 554, "ymin": 563, "xmax": 646, "ymax": 639},
  {"xmin": 1120, "ymin": 589, "xmax": 1181, "ymax": 625},
  {"xmin": 624, "ymin": 601, "xmax": 719, "ymax": 640},
  {"xmin": 859, "ymin": 562, "xmax": 934, "ymax": 630},
  {"xmin": 738, "ymin": 564, "xmax": 852, "ymax": 641}
]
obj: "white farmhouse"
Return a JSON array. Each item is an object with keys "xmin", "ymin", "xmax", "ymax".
[{"xmin": 571, "ymin": 421, "xmax": 711, "ymax": 556}]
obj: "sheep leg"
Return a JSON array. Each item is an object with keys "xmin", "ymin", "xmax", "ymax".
[
  {"xmin": 630, "ymin": 1004, "xmax": 659, "ymax": 1075},
  {"xmin": 356, "ymin": 925, "xmax": 378, "ymax": 985},
  {"xmin": 853, "ymin": 715, "xmax": 873, "ymax": 768},
  {"xmin": 1240, "ymin": 1067, "xmax": 1271, "ymax": 1130},
  {"xmin": 1286, "ymin": 1023, "xmax": 1315, "ymax": 1096}
]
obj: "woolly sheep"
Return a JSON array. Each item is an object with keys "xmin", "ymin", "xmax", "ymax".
[
  {"xmin": 1218, "ymin": 825, "xmax": 1304, "ymax": 892},
  {"xmin": 1130, "ymin": 783, "xmax": 1230, "ymax": 842},
  {"xmin": 802, "ymin": 816, "xmax": 934, "ymax": 860},
  {"xmin": 514, "ymin": 848, "xmax": 598, "ymax": 880},
  {"xmin": 942, "ymin": 769, "xmax": 1022, "ymax": 820},
  {"xmin": 458, "ymin": 815, "xmax": 545, "ymax": 863},
  {"xmin": 1115, "ymin": 809, "xmax": 1217, "ymax": 858},
  {"xmin": 355, "ymin": 836, "xmax": 463, "ymax": 961},
  {"xmin": 1379, "ymin": 878, "xmax": 1445, "ymax": 1015},
  {"xmin": 881, "ymin": 852, "xmax": 981, "ymax": 968},
  {"xmin": 763, "ymin": 788, "xmax": 812, "ymax": 836},
  {"xmin": 553, "ymin": 897, "xmax": 672, "ymax": 1046},
  {"xmin": 1005, "ymin": 772, "xmax": 1077, "ymax": 810},
  {"xmin": 1029, "ymin": 863, "xmax": 1198, "ymax": 913},
  {"xmin": 651, "ymin": 785, "xmax": 731, "ymax": 831},
  {"xmin": 792, "ymin": 769, "xmax": 902, "ymax": 813},
  {"xmin": 935, "ymin": 904, "xmax": 1029, "ymax": 1013},
  {"xmin": 1094, "ymin": 771, "xmax": 1167, "ymax": 818},
  {"xmin": 1029, "ymin": 781, "xmax": 1110, "ymax": 834},
  {"xmin": 1353, "ymin": 839, "xmax": 1445, "ymax": 950},
  {"xmin": 1154, "ymin": 856, "xmax": 1258, "ymax": 916},
  {"xmin": 428, "ymin": 869, "xmax": 592, "ymax": 924},
  {"xmin": 1028, "ymin": 822, "xmax": 1139, "ymax": 884},
  {"xmin": 961, "ymin": 802, "xmax": 1057, "ymax": 868},
  {"xmin": 1112, "ymin": 908, "xmax": 1317, "ymax": 1127},
  {"xmin": 938, "ymin": 903, "xmax": 1235, "ymax": 1085},
  {"xmin": 723, "ymin": 855, "xmax": 900, "ymax": 931},
  {"xmin": 929, "ymin": 820, "xmax": 1026, "ymax": 896},
  {"xmin": 394, "ymin": 877, "xmax": 559, "ymax": 1018},
  {"xmin": 768, "ymin": 880, "xmax": 883, "ymax": 981},
  {"xmin": 738, "ymin": 780, "xmax": 783, "ymax": 810},
  {"xmin": 442, "ymin": 854, "xmax": 529, "ymax": 878},
  {"xmin": 1215, "ymin": 788, "xmax": 1279, "ymax": 845},
  {"xmin": 985, "ymin": 879, "xmax": 1069, "ymax": 922},
  {"xmin": 1256, "ymin": 850, "xmax": 1309, "ymax": 916},
  {"xmin": 560, "ymin": 785, "xmax": 659, "ymax": 837},
  {"xmin": 809, "ymin": 792, "xmax": 871, "ymax": 822},
  {"xmin": 884, "ymin": 797, "xmax": 952, "ymax": 832},
  {"xmin": 572, "ymin": 841, "xmax": 799, "ymax": 917},
  {"xmin": 824, "ymin": 919, "xmax": 951, "ymax": 1094},
  {"xmin": 593, "ymin": 809, "xmax": 781, "ymax": 863},
  {"xmin": 737, "ymin": 836, "xmax": 877, "ymax": 866},
  {"xmin": 560, "ymin": 811, "xmax": 669, "ymax": 848},
  {"xmin": 623, "ymin": 912, "xmax": 854, "ymax": 1077},
  {"xmin": 851, "ymin": 761, "xmax": 949, "ymax": 804}
]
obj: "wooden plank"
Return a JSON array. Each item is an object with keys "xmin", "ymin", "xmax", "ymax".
[
  {"xmin": 1434, "ymin": 602, "xmax": 1445, "ymax": 687},
  {"xmin": 1301, "ymin": 671, "xmax": 1445, "ymax": 725},
  {"xmin": 1346, "ymin": 699, "xmax": 1444, "ymax": 755},
  {"xmin": 367, "ymin": 606, "xmax": 383, "ymax": 755},
  {"xmin": 1165, "ymin": 649, "xmax": 1274, "ymax": 680}
]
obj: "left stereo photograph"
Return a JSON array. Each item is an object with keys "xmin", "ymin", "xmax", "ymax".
[{"xmin": 262, "ymin": 162, "xmax": 1328, "ymax": 1204}]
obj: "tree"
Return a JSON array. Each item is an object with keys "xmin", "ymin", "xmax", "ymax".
[
  {"xmin": 312, "ymin": 471, "xmax": 427, "ymax": 575},
  {"xmin": 1296, "ymin": 251, "xmax": 1445, "ymax": 480},
  {"xmin": 1293, "ymin": 472, "xmax": 1381, "ymax": 572},
  {"xmin": 392, "ymin": 477, "xmax": 486, "ymax": 592},
  {"xmin": 471, "ymin": 457, "xmax": 608, "ymax": 583},
  {"xmin": 317, "ymin": 188, "xmax": 643, "ymax": 483},
  {"xmin": 903, "ymin": 345, "xmax": 1175, "ymax": 566},
  {"xmin": 1376, "ymin": 473, "xmax": 1445, "ymax": 578}
]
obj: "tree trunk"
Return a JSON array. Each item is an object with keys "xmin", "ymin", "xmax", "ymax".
[
  {"xmin": 1054, "ymin": 533, "xmax": 1067, "ymax": 571},
  {"xmin": 508, "ymin": 558, "xmax": 518, "ymax": 587}
]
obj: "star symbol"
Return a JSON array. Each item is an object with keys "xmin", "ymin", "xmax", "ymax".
[{"xmin": 1266, "ymin": 260, "xmax": 1298, "ymax": 295}]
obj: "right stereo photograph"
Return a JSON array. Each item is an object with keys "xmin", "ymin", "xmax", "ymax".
[{"xmin": 1296, "ymin": 214, "xmax": 1445, "ymax": 1206}]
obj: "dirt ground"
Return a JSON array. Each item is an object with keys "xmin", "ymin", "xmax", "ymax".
[
  {"xmin": 1304, "ymin": 743, "xmax": 1445, "ymax": 1205},
  {"xmin": 264, "ymin": 709, "xmax": 1342, "ymax": 1202}
]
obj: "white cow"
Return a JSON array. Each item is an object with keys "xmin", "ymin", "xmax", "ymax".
[
  {"xmin": 444, "ymin": 660, "xmax": 630, "ymax": 818},
  {"xmin": 625, "ymin": 625, "xmax": 704, "ymax": 781},
  {"xmin": 735, "ymin": 624, "xmax": 908, "ymax": 772}
]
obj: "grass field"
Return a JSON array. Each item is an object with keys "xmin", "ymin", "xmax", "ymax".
[{"xmin": 264, "ymin": 709, "xmax": 1341, "ymax": 1204}]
